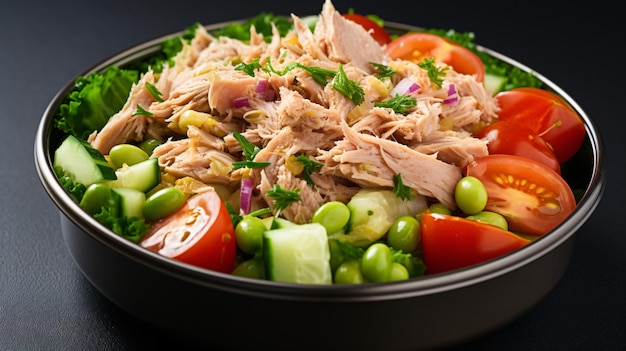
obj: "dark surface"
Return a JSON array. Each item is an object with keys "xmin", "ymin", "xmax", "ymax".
[{"xmin": 1, "ymin": 0, "xmax": 623, "ymax": 350}]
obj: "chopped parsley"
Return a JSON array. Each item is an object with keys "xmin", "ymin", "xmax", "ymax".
[
  {"xmin": 418, "ymin": 57, "xmax": 447, "ymax": 89},
  {"xmin": 231, "ymin": 130, "xmax": 271, "ymax": 169},
  {"xmin": 375, "ymin": 94, "xmax": 417, "ymax": 114},
  {"xmin": 296, "ymin": 155, "xmax": 323, "ymax": 185},
  {"xmin": 370, "ymin": 62, "xmax": 395, "ymax": 79},
  {"xmin": 332, "ymin": 64, "xmax": 365, "ymax": 105},
  {"xmin": 235, "ymin": 57, "xmax": 263, "ymax": 77},
  {"xmin": 393, "ymin": 173, "xmax": 413, "ymax": 200}
]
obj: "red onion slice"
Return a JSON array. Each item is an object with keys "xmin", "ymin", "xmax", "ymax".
[
  {"xmin": 239, "ymin": 177, "xmax": 254, "ymax": 215},
  {"xmin": 389, "ymin": 77, "xmax": 420, "ymax": 97}
]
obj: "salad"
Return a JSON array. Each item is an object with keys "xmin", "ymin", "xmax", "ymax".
[{"xmin": 51, "ymin": 0, "xmax": 586, "ymax": 284}]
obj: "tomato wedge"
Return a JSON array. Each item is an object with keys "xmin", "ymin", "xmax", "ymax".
[
  {"xmin": 342, "ymin": 13, "xmax": 391, "ymax": 46},
  {"xmin": 421, "ymin": 212, "xmax": 530, "ymax": 275},
  {"xmin": 464, "ymin": 154, "xmax": 577, "ymax": 236},
  {"xmin": 139, "ymin": 189, "xmax": 237, "ymax": 273},
  {"xmin": 385, "ymin": 32, "xmax": 485, "ymax": 82},
  {"xmin": 475, "ymin": 120, "xmax": 561, "ymax": 174},
  {"xmin": 495, "ymin": 87, "xmax": 585, "ymax": 163}
]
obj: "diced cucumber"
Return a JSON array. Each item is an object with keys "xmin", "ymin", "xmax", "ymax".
[
  {"xmin": 105, "ymin": 157, "xmax": 160, "ymax": 193},
  {"xmin": 484, "ymin": 73, "xmax": 508, "ymax": 96},
  {"xmin": 53, "ymin": 135, "xmax": 117, "ymax": 187},
  {"xmin": 113, "ymin": 188, "xmax": 146, "ymax": 219},
  {"xmin": 263, "ymin": 223, "xmax": 332, "ymax": 285}
]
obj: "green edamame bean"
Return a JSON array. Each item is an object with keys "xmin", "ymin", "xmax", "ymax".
[
  {"xmin": 455, "ymin": 176, "xmax": 488, "ymax": 215},
  {"xmin": 387, "ymin": 262, "xmax": 410, "ymax": 282},
  {"xmin": 138, "ymin": 138, "xmax": 162, "ymax": 156},
  {"xmin": 328, "ymin": 239, "xmax": 346, "ymax": 273},
  {"xmin": 311, "ymin": 201, "xmax": 350, "ymax": 235},
  {"xmin": 142, "ymin": 187, "xmax": 186, "ymax": 222},
  {"xmin": 109, "ymin": 143, "xmax": 149, "ymax": 168},
  {"xmin": 428, "ymin": 203, "xmax": 451, "ymax": 215},
  {"xmin": 387, "ymin": 215, "xmax": 421, "ymax": 253},
  {"xmin": 361, "ymin": 243, "xmax": 392, "ymax": 283},
  {"xmin": 235, "ymin": 215, "xmax": 266, "ymax": 255},
  {"xmin": 466, "ymin": 211, "xmax": 509, "ymax": 231},
  {"xmin": 334, "ymin": 260, "xmax": 365, "ymax": 284},
  {"xmin": 79, "ymin": 183, "xmax": 113, "ymax": 215},
  {"xmin": 232, "ymin": 257, "xmax": 266, "ymax": 279}
]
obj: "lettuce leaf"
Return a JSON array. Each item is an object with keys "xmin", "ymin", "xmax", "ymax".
[{"xmin": 54, "ymin": 66, "xmax": 139, "ymax": 140}]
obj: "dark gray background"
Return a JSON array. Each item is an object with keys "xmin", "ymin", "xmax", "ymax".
[{"xmin": 1, "ymin": 0, "xmax": 624, "ymax": 349}]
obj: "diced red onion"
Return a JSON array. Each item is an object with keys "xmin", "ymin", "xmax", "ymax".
[
  {"xmin": 443, "ymin": 83, "xmax": 459, "ymax": 105},
  {"xmin": 239, "ymin": 177, "xmax": 254, "ymax": 215},
  {"xmin": 233, "ymin": 97, "xmax": 249, "ymax": 108},
  {"xmin": 255, "ymin": 79, "xmax": 276, "ymax": 101},
  {"xmin": 389, "ymin": 77, "xmax": 420, "ymax": 97}
]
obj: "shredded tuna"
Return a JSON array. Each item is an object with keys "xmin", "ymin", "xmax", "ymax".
[{"xmin": 89, "ymin": 0, "xmax": 501, "ymax": 222}]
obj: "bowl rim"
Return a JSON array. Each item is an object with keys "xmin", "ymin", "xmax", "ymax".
[{"xmin": 34, "ymin": 19, "xmax": 608, "ymax": 302}]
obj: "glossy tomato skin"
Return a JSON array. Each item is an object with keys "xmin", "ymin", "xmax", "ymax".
[
  {"xmin": 385, "ymin": 32, "xmax": 485, "ymax": 82},
  {"xmin": 139, "ymin": 189, "xmax": 237, "ymax": 273},
  {"xmin": 475, "ymin": 120, "xmax": 561, "ymax": 174},
  {"xmin": 464, "ymin": 154, "xmax": 577, "ymax": 236},
  {"xmin": 421, "ymin": 212, "xmax": 530, "ymax": 275},
  {"xmin": 342, "ymin": 13, "xmax": 391, "ymax": 46},
  {"xmin": 496, "ymin": 87, "xmax": 585, "ymax": 163}
]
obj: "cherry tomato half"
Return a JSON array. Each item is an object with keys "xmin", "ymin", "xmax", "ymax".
[
  {"xmin": 495, "ymin": 87, "xmax": 585, "ymax": 163},
  {"xmin": 139, "ymin": 189, "xmax": 237, "ymax": 273},
  {"xmin": 475, "ymin": 120, "xmax": 561, "ymax": 174},
  {"xmin": 385, "ymin": 32, "xmax": 485, "ymax": 82},
  {"xmin": 421, "ymin": 212, "xmax": 530, "ymax": 275},
  {"xmin": 464, "ymin": 154, "xmax": 577, "ymax": 236},
  {"xmin": 342, "ymin": 13, "xmax": 391, "ymax": 46}
]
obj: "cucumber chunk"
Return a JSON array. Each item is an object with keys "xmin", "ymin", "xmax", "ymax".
[
  {"xmin": 105, "ymin": 157, "xmax": 160, "ymax": 193},
  {"xmin": 263, "ymin": 222, "xmax": 332, "ymax": 285},
  {"xmin": 113, "ymin": 188, "xmax": 146, "ymax": 219},
  {"xmin": 53, "ymin": 135, "xmax": 117, "ymax": 187},
  {"xmin": 484, "ymin": 73, "xmax": 508, "ymax": 96}
]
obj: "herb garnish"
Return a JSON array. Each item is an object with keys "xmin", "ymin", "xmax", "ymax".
[
  {"xmin": 296, "ymin": 155, "xmax": 323, "ymax": 185},
  {"xmin": 231, "ymin": 130, "xmax": 271, "ymax": 169},
  {"xmin": 235, "ymin": 57, "xmax": 263, "ymax": 77},
  {"xmin": 132, "ymin": 104, "xmax": 153, "ymax": 117},
  {"xmin": 418, "ymin": 58, "xmax": 447, "ymax": 89},
  {"xmin": 333, "ymin": 64, "xmax": 365, "ymax": 105},
  {"xmin": 370, "ymin": 62, "xmax": 395, "ymax": 79},
  {"xmin": 375, "ymin": 94, "xmax": 417, "ymax": 114},
  {"xmin": 266, "ymin": 184, "xmax": 301, "ymax": 213},
  {"xmin": 393, "ymin": 173, "xmax": 413, "ymax": 200},
  {"xmin": 146, "ymin": 82, "xmax": 164, "ymax": 102}
]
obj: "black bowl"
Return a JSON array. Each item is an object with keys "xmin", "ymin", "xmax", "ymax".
[{"xmin": 34, "ymin": 20, "xmax": 607, "ymax": 351}]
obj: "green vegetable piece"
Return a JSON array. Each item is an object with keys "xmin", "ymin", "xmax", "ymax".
[
  {"xmin": 80, "ymin": 183, "xmax": 113, "ymax": 215},
  {"xmin": 332, "ymin": 64, "xmax": 365, "ymax": 105},
  {"xmin": 232, "ymin": 257, "xmax": 266, "ymax": 280},
  {"xmin": 54, "ymin": 66, "xmax": 138, "ymax": 140},
  {"xmin": 334, "ymin": 260, "xmax": 365, "ymax": 284},
  {"xmin": 346, "ymin": 189, "xmax": 427, "ymax": 246},
  {"xmin": 455, "ymin": 176, "xmax": 488, "ymax": 215},
  {"xmin": 387, "ymin": 262, "xmax": 410, "ymax": 282},
  {"xmin": 263, "ymin": 222, "xmax": 332, "ymax": 284},
  {"xmin": 53, "ymin": 135, "xmax": 117, "ymax": 188},
  {"xmin": 235, "ymin": 215, "xmax": 267, "ymax": 255},
  {"xmin": 109, "ymin": 144, "xmax": 149, "ymax": 168},
  {"xmin": 361, "ymin": 242, "xmax": 392, "ymax": 283},
  {"xmin": 311, "ymin": 201, "xmax": 350, "ymax": 235},
  {"xmin": 466, "ymin": 211, "xmax": 509, "ymax": 231},
  {"xmin": 387, "ymin": 215, "xmax": 421, "ymax": 253},
  {"xmin": 138, "ymin": 138, "xmax": 161, "ymax": 156},
  {"xmin": 142, "ymin": 187, "xmax": 186, "ymax": 222}
]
